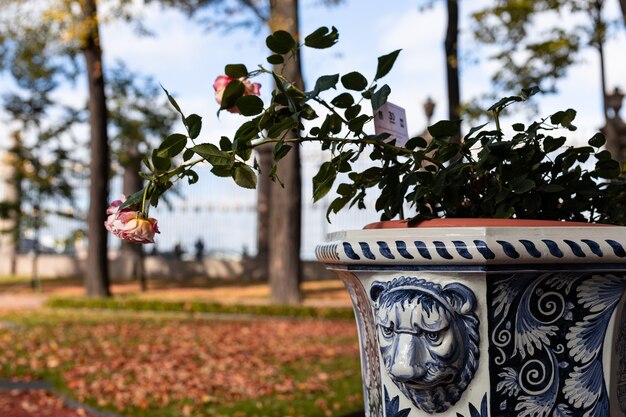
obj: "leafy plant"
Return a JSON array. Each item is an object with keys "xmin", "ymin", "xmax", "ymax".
[{"xmin": 120, "ymin": 26, "xmax": 626, "ymax": 228}]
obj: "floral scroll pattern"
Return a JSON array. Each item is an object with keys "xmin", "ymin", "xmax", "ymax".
[{"xmin": 488, "ymin": 272, "xmax": 626, "ymax": 417}]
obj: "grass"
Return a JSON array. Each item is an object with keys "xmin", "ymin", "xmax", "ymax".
[
  {"xmin": 0, "ymin": 308, "xmax": 363, "ymax": 417},
  {"xmin": 46, "ymin": 297, "xmax": 354, "ymax": 319}
]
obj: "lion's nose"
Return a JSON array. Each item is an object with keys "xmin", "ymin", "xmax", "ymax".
[{"xmin": 389, "ymin": 333, "xmax": 425, "ymax": 382}]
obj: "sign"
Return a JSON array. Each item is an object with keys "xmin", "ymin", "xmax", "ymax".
[{"xmin": 373, "ymin": 102, "xmax": 409, "ymax": 147}]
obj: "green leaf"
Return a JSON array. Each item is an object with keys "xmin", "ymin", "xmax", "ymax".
[
  {"xmin": 267, "ymin": 54, "xmax": 284, "ymax": 65},
  {"xmin": 595, "ymin": 159, "xmax": 621, "ymax": 178},
  {"xmin": 191, "ymin": 143, "xmax": 233, "ymax": 167},
  {"xmin": 539, "ymin": 184, "xmax": 565, "ymax": 193},
  {"xmin": 551, "ymin": 109, "xmax": 577, "ymax": 130},
  {"xmin": 371, "ymin": 84, "xmax": 391, "ymax": 111},
  {"xmin": 118, "ymin": 188, "xmax": 145, "ymax": 211},
  {"xmin": 487, "ymin": 141, "xmax": 512, "ymax": 157},
  {"xmin": 304, "ymin": 26, "xmax": 339, "ymax": 49},
  {"xmin": 341, "ymin": 72, "xmax": 368, "ymax": 91},
  {"xmin": 331, "ymin": 92, "xmax": 354, "ymax": 108},
  {"xmin": 236, "ymin": 95, "xmax": 264, "ymax": 116},
  {"xmin": 595, "ymin": 150, "xmax": 612, "ymax": 161},
  {"xmin": 511, "ymin": 177, "xmax": 535, "ymax": 194},
  {"xmin": 219, "ymin": 136, "xmax": 232, "ymax": 152},
  {"xmin": 550, "ymin": 110, "xmax": 565, "ymax": 125},
  {"xmin": 406, "ymin": 137, "xmax": 428, "ymax": 150},
  {"xmin": 311, "ymin": 74, "xmax": 339, "ymax": 96},
  {"xmin": 272, "ymin": 72, "xmax": 287, "ymax": 93},
  {"xmin": 521, "ymin": 86, "xmax": 541, "ymax": 99},
  {"xmin": 220, "ymin": 80, "xmax": 245, "ymax": 110},
  {"xmin": 266, "ymin": 30, "xmax": 296, "ymax": 54},
  {"xmin": 161, "ymin": 85, "xmax": 184, "ymax": 118},
  {"xmin": 495, "ymin": 189, "xmax": 510, "ymax": 204},
  {"xmin": 361, "ymin": 85, "xmax": 375, "ymax": 100},
  {"xmin": 588, "ymin": 133, "xmax": 606, "ymax": 148},
  {"xmin": 312, "ymin": 161, "xmax": 337, "ymax": 201},
  {"xmin": 374, "ymin": 49, "xmax": 401, "ymax": 80},
  {"xmin": 267, "ymin": 117, "xmax": 298, "ymax": 138},
  {"xmin": 512, "ymin": 123, "xmax": 525, "ymax": 132},
  {"xmin": 151, "ymin": 149, "xmax": 171, "ymax": 171},
  {"xmin": 234, "ymin": 118, "xmax": 261, "ymax": 144},
  {"xmin": 182, "ymin": 149, "xmax": 194, "ymax": 162},
  {"xmin": 428, "ymin": 120, "xmax": 460, "ymax": 137},
  {"xmin": 157, "ymin": 133, "xmax": 187, "ymax": 158},
  {"xmin": 463, "ymin": 123, "xmax": 489, "ymax": 141},
  {"xmin": 560, "ymin": 108, "xmax": 577, "ymax": 130},
  {"xmin": 186, "ymin": 170, "xmax": 199, "ymax": 184},
  {"xmin": 184, "ymin": 114, "xmax": 202, "ymax": 139},
  {"xmin": 434, "ymin": 142, "xmax": 459, "ymax": 161},
  {"xmin": 488, "ymin": 95, "xmax": 523, "ymax": 112},
  {"xmin": 273, "ymin": 142, "xmax": 292, "ymax": 161},
  {"xmin": 326, "ymin": 196, "xmax": 349, "ymax": 221},
  {"xmin": 494, "ymin": 205, "xmax": 516, "ymax": 218},
  {"xmin": 224, "ymin": 64, "xmax": 248, "ymax": 78},
  {"xmin": 347, "ymin": 114, "xmax": 370, "ymax": 134},
  {"xmin": 211, "ymin": 166, "xmax": 233, "ymax": 177},
  {"xmin": 543, "ymin": 136, "xmax": 566, "ymax": 153},
  {"xmin": 345, "ymin": 104, "xmax": 361, "ymax": 120},
  {"xmin": 319, "ymin": 113, "xmax": 342, "ymax": 138},
  {"xmin": 233, "ymin": 164, "xmax": 257, "ymax": 189},
  {"xmin": 300, "ymin": 104, "xmax": 318, "ymax": 120}
]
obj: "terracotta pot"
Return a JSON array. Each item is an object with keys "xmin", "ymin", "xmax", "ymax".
[{"xmin": 315, "ymin": 219, "xmax": 626, "ymax": 417}]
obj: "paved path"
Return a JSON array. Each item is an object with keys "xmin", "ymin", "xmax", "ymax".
[{"xmin": 0, "ymin": 295, "xmax": 45, "ymax": 311}]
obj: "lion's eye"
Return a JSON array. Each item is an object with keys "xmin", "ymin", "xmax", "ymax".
[
  {"xmin": 381, "ymin": 322, "xmax": 394, "ymax": 337},
  {"xmin": 425, "ymin": 331, "xmax": 441, "ymax": 343}
]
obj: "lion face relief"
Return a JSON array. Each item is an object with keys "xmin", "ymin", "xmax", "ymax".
[{"xmin": 370, "ymin": 277, "xmax": 479, "ymax": 414}]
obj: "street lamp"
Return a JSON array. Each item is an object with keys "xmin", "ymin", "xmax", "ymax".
[
  {"xmin": 423, "ymin": 97, "xmax": 436, "ymax": 125},
  {"xmin": 607, "ymin": 87, "xmax": 624, "ymax": 119}
]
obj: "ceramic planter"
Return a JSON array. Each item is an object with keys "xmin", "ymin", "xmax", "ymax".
[{"xmin": 315, "ymin": 219, "xmax": 626, "ymax": 417}]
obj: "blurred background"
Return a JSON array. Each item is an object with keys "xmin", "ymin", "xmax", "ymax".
[
  {"xmin": 1, "ymin": 0, "xmax": 624, "ymax": 267},
  {"xmin": 0, "ymin": 1, "xmax": 625, "ymax": 416}
]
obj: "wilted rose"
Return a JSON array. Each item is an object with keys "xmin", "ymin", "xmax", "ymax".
[
  {"xmin": 105, "ymin": 195, "xmax": 159, "ymax": 244},
  {"xmin": 213, "ymin": 75, "xmax": 261, "ymax": 113},
  {"xmin": 119, "ymin": 217, "xmax": 160, "ymax": 244}
]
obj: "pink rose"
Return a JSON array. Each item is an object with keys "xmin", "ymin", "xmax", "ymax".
[
  {"xmin": 105, "ymin": 195, "xmax": 160, "ymax": 244},
  {"xmin": 213, "ymin": 75, "xmax": 261, "ymax": 114},
  {"xmin": 119, "ymin": 217, "xmax": 160, "ymax": 244}
]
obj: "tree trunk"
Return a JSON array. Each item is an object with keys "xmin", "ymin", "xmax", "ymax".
[
  {"xmin": 620, "ymin": 0, "xmax": 626, "ymax": 26},
  {"xmin": 82, "ymin": 0, "xmax": 111, "ymax": 297},
  {"xmin": 1, "ymin": 133, "xmax": 22, "ymax": 275},
  {"xmin": 445, "ymin": 0, "xmax": 461, "ymax": 142},
  {"xmin": 122, "ymin": 142, "xmax": 146, "ymax": 291},
  {"xmin": 254, "ymin": 144, "xmax": 272, "ymax": 281},
  {"xmin": 268, "ymin": 0, "xmax": 303, "ymax": 305},
  {"xmin": 593, "ymin": 0, "xmax": 609, "ymax": 122}
]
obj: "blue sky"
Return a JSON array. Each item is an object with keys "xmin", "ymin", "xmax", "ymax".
[
  {"xmin": 2, "ymin": 0, "xmax": 626, "ymax": 257},
  {"xmin": 97, "ymin": 0, "xmax": 626, "ymax": 133}
]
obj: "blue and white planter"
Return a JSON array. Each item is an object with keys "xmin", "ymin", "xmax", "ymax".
[{"xmin": 315, "ymin": 220, "xmax": 626, "ymax": 417}]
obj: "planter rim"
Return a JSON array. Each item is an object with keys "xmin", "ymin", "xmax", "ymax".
[
  {"xmin": 316, "ymin": 220, "xmax": 626, "ymax": 266},
  {"xmin": 364, "ymin": 218, "xmax": 611, "ymax": 229}
]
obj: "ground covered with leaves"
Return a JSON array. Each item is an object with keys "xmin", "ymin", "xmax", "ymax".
[
  {"xmin": 0, "ymin": 389, "xmax": 100, "ymax": 417},
  {"xmin": 0, "ymin": 310, "xmax": 363, "ymax": 417}
]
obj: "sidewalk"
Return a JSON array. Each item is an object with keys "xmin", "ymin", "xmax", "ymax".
[{"xmin": 0, "ymin": 279, "xmax": 353, "ymax": 309}]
